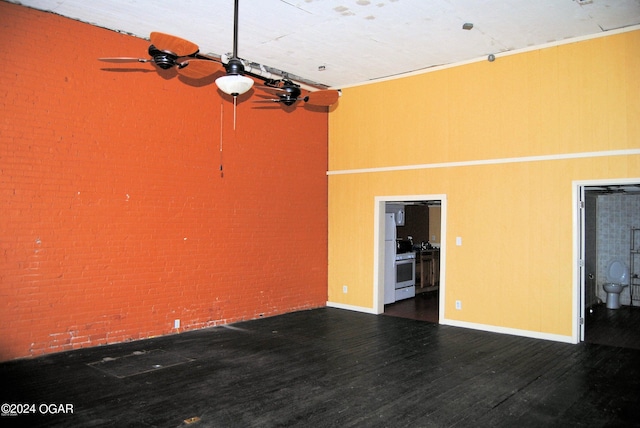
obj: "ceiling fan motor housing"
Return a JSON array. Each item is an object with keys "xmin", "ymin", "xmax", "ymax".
[
  {"xmin": 224, "ymin": 58, "xmax": 246, "ymax": 75},
  {"xmin": 280, "ymin": 85, "xmax": 302, "ymax": 106},
  {"xmin": 148, "ymin": 45, "xmax": 179, "ymax": 69}
]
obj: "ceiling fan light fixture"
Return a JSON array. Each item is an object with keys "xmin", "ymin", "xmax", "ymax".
[{"xmin": 216, "ymin": 74, "xmax": 254, "ymax": 96}]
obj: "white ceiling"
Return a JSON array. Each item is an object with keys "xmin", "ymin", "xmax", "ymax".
[{"xmin": 10, "ymin": 0, "xmax": 640, "ymax": 88}]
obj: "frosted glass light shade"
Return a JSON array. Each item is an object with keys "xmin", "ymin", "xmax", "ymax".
[{"xmin": 215, "ymin": 74, "xmax": 254, "ymax": 96}]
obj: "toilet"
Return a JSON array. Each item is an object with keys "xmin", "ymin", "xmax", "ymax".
[{"xmin": 603, "ymin": 257, "xmax": 629, "ymax": 309}]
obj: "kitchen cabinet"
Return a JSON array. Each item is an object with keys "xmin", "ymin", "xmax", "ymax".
[
  {"xmin": 428, "ymin": 206, "xmax": 441, "ymax": 245},
  {"xmin": 417, "ymin": 249, "xmax": 440, "ymax": 289}
]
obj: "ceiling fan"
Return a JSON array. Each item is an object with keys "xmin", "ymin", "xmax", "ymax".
[
  {"xmin": 98, "ymin": 31, "xmax": 224, "ymax": 79},
  {"xmin": 98, "ymin": 0, "xmax": 340, "ymax": 109},
  {"xmin": 256, "ymin": 79, "xmax": 340, "ymax": 107}
]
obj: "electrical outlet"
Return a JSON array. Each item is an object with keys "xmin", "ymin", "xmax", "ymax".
[
  {"xmin": 455, "ymin": 300, "xmax": 462, "ymax": 310},
  {"xmin": 174, "ymin": 319, "xmax": 180, "ymax": 329},
  {"xmin": 342, "ymin": 285, "xmax": 348, "ymax": 294}
]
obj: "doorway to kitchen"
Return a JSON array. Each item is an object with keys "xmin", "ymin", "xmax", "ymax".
[
  {"xmin": 374, "ymin": 195, "xmax": 446, "ymax": 323},
  {"xmin": 576, "ymin": 179, "xmax": 640, "ymax": 349}
]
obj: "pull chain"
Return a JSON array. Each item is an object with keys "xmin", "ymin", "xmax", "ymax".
[
  {"xmin": 233, "ymin": 96, "xmax": 237, "ymax": 130},
  {"xmin": 219, "ymin": 103, "xmax": 224, "ymax": 177}
]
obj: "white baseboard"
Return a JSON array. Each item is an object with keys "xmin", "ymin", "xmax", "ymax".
[
  {"xmin": 326, "ymin": 302, "xmax": 578, "ymax": 344},
  {"xmin": 440, "ymin": 318, "xmax": 577, "ymax": 344},
  {"xmin": 326, "ymin": 301, "xmax": 379, "ymax": 315}
]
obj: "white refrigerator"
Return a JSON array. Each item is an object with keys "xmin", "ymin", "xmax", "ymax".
[{"xmin": 384, "ymin": 213, "xmax": 397, "ymax": 304}]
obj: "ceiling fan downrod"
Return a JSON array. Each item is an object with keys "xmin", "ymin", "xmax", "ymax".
[{"xmin": 215, "ymin": 0, "xmax": 254, "ymax": 97}]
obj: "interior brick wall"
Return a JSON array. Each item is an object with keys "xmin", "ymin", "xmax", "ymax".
[{"xmin": 0, "ymin": 1, "xmax": 328, "ymax": 361}]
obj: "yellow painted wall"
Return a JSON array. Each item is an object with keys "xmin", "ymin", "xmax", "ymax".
[{"xmin": 327, "ymin": 29, "xmax": 640, "ymax": 338}]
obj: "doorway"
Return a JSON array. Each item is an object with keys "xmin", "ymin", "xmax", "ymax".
[
  {"xmin": 374, "ymin": 195, "xmax": 446, "ymax": 322},
  {"xmin": 576, "ymin": 179, "xmax": 640, "ymax": 349}
]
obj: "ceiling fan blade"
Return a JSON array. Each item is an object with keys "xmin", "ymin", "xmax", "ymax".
[
  {"xmin": 255, "ymin": 85, "xmax": 286, "ymax": 95},
  {"xmin": 150, "ymin": 32, "xmax": 199, "ymax": 56},
  {"xmin": 253, "ymin": 105, "xmax": 283, "ymax": 110},
  {"xmin": 177, "ymin": 59, "xmax": 225, "ymax": 79},
  {"xmin": 304, "ymin": 90, "xmax": 340, "ymax": 106},
  {"xmin": 98, "ymin": 57, "xmax": 150, "ymax": 63},
  {"xmin": 100, "ymin": 67, "xmax": 156, "ymax": 74}
]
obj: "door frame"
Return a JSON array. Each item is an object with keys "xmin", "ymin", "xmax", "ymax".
[
  {"xmin": 373, "ymin": 194, "xmax": 447, "ymax": 319},
  {"xmin": 573, "ymin": 178, "xmax": 640, "ymax": 342}
]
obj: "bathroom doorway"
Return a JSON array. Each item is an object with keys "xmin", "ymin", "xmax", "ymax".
[{"xmin": 576, "ymin": 179, "xmax": 640, "ymax": 349}]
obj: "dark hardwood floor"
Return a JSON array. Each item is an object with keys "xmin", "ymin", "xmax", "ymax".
[
  {"xmin": 585, "ymin": 303, "xmax": 640, "ymax": 350},
  {"xmin": 383, "ymin": 288, "xmax": 439, "ymax": 323},
  {"xmin": 385, "ymin": 290, "xmax": 640, "ymax": 351},
  {"xmin": 1, "ymin": 307, "xmax": 640, "ymax": 427}
]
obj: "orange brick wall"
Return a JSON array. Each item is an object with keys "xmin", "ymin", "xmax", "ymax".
[{"xmin": 0, "ymin": 2, "xmax": 328, "ymax": 361}]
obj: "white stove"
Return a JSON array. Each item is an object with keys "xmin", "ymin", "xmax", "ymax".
[
  {"xmin": 395, "ymin": 252, "xmax": 416, "ymax": 261},
  {"xmin": 394, "ymin": 251, "xmax": 416, "ymax": 301}
]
